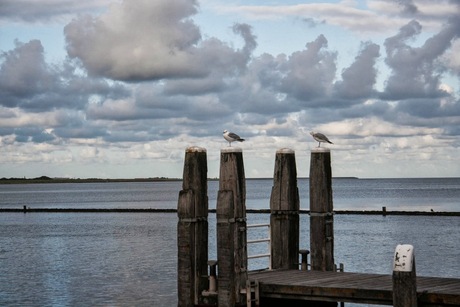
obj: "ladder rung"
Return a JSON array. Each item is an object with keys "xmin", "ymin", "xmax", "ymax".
[
  {"xmin": 248, "ymin": 253, "xmax": 270, "ymax": 259},
  {"xmin": 247, "ymin": 238, "xmax": 270, "ymax": 244}
]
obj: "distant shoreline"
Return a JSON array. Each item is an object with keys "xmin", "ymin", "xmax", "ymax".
[
  {"xmin": 0, "ymin": 176, "xmax": 182, "ymax": 184},
  {"xmin": 0, "ymin": 176, "xmax": 362, "ymax": 184},
  {"xmin": 2, "ymin": 176, "xmax": 458, "ymax": 185},
  {"xmin": 0, "ymin": 208, "xmax": 458, "ymax": 216}
]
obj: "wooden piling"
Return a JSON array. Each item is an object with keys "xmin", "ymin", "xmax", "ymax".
[
  {"xmin": 270, "ymin": 148, "xmax": 299, "ymax": 270},
  {"xmin": 393, "ymin": 244, "xmax": 417, "ymax": 307},
  {"xmin": 216, "ymin": 147, "xmax": 247, "ymax": 307},
  {"xmin": 177, "ymin": 146, "xmax": 208, "ymax": 307},
  {"xmin": 309, "ymin": 148, "xmax": 334, "ymax": 272}
]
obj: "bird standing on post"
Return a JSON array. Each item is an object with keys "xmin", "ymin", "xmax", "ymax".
[
  {"xmin": 223, "ymin": 130, "xmax": 245, "ymax": 146},
  {"xmin": 310, "ymin": 131, "xmax": 333, "ymax": 147}
]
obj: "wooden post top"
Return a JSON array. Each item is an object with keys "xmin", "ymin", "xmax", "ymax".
[
  {"xmin": 221, "ymin": 147, "xmax": 243, "ymax": 153},
  {"xmin": 276, "ymin": 148, "xmax": 295, "ymax": 154},
  {"xmin": 186, "ymin": 146, "xmax": 207, "ymax": 153},
  {"xmin": 311, "ymin": 147, "xmax": 331, "ymax": 153}
]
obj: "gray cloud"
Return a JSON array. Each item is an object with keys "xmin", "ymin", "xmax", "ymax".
[
  {"xmin": 0, "ymin": 0, "xmax": 110, "ymax": 22},
  {"xmin": 0, "ymin": 40, "xmax": 129, "ymax": 112},
  {"xmin": 395, "ymin": 0, "xmax": 419, "ymax": 15},
  {"xmin": 334, "ymin": 42, "xmax": 380, "ymax": 100},
  {"xmin": 1, "ymin": 0, "xmax": 460, "ymax": 179},
  {"xmin": 395, "ymin": 97, "xmax": 460, "ymax": 119},
  {"xmin": 64, "ymin": 0, "xmax": 251, "ymax": 82},
  {"xmin": 280, "ymin": 35, "xmax": 337, "ymax": 102},
  {"xmin": 0, "ymin": 40, "xmax": 55, "ymax": 106},
  {"xmin": 382, "ymin": 18, "xmax": 460, "ymax": 100},
  {"xmin": 64, "ymin": 1, "xmax": 203, "ymax": 81}
]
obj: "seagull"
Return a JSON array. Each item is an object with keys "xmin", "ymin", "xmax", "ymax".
[
  {"xmin": 223, "ymin": 130, "xmax": 245, "ymax": 146},
  {"xmin": 310, "ymin": 131, "xmax": 333, "ymax": 147}
]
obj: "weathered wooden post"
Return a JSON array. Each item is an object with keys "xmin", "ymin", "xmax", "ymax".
[
  {"xmin": 270, "ymin": 148, "xmax": 299, "ymax": 269},
  {"xmin": 393, "ymin": 244, "xmax": 417, "ymax": 307},
  {"xmin": 177, "ymin": 146, "xmax": 208, "ymax": 307},
  {"xmin": 216, "ymin": 147, "xmax": 247, "ymax": 307},
  {"xmin": 309, "ymin": 147, "xmax": 334, "ymax": 271}
]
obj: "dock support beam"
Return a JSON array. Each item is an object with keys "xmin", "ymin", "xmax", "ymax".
[
  {"xmin": 270, "ymin": 148, "xmax": 299, "ymax": 270},
  {"xmin": 177, "ymin": 146, "xmax": 208, "ymax": 307},
  {"xmin": 309, "ymin": 148, "xmax": 334, "ymax": 271},
  {"xmin": 217, "ymin": 147, "xmax": 247, "ymax": 307}
]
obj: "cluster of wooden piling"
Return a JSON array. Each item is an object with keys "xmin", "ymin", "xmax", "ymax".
[
  {"xmin": 177, "ymin": 146, "xmax": 335, "ymax": 306},
  {"xmin": 177, "ymin": 146, "xmax": 460, "ymax": 307}
]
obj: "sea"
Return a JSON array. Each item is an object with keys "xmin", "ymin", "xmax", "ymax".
[{"xmin": 0, "ymin": 178, "xmax": 459, "ymax": 306}]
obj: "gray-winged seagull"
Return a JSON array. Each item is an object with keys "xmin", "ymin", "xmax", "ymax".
[
  {"xmin": 223, "ymin": 130, "xmax": 245, "ymax": 146},
  {"xmin": 310, "ymin": 131, "xmax": 333, "ymax": 147}
]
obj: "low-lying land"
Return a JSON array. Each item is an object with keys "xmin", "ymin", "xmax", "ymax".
[{"xmin": 0, "ymin": 176, "xmax": 180, "ymax": 184}]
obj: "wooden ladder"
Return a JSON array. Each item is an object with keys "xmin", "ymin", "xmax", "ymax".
[{"xmin": 243, "ymin": 280, "xmax": 260, "ymax": 307}]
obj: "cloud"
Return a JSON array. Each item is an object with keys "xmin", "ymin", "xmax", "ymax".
[
  {"xmin": 334, "ymin": 42, "xmax": 381, "ymax": 99},
  {"xmin": 64, "ymin": 0, "xmax": 257, "ymax": 82},
  {"xmin": 0, "ymin": 0, "xmax": 112, "ymax": 23},
  {"xmin": 0, "ymin": 40, "xmax": 53, "ymax": 105},
  {"xmin": 382, "ymin": 18, "xmax": 460, "ymax": 100},
  {"xmin": 280, "ymin": 35, "xmax": 337, "ymax": 102},
  {"xmin": 0, "ymin": 39, "xmax": 129, "ymax": 111},
  {"xmin": 64, "ymin": 0, "xmax": 203, "ymax": 80},
  {"xmin": 1, "ymin": 0, "xmax": 460, "ymax": 178},
  {"xmin": 369, "ymin": 0, "xmax": 458, "ymax": 25}
]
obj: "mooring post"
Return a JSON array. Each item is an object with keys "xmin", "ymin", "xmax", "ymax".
[
  {"xmin": 270, "ymin": 148, "xmax": 299, "ymax": 270},
  {"xmin": 216, "ymin": 147, "xmax": 247, "ymax": 307},
  {"xmin": 309, "ymin": 148, "xmax": 334, "ymax": 271},
  {"xmin": 177, "ymin": 146, "xmax": 208, "ymax": 307},
  {"xmin": 393, "ymin": 244, "xmax": 417, "ymax": 307}
]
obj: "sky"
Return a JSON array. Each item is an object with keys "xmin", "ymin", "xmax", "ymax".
[{"xmin": 1, "ymin": 0, "xmax": 459, "ymax": 179}]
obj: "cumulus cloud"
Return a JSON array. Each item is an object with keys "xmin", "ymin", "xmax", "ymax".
[
  {"xmin": 334, "ymin": 42, "xmax": 381, "ymax": 100},
  {"xmin": 280, "ymin": 35, "xmax": 337, "ymax": 102},
  {"xmin": 382, "ymin": 18, "xmax": 460, "ymax": 100},
  {"xmin": 64, "ymin": 0, "xmax": 257, "ymax": 82},
  {"xmin": 1, "ymin": 0, "xmax": 460, "ymax": 178},
  {"xmin": 0, "ymin": 40, "xmax": 129, "ymax": 112}
]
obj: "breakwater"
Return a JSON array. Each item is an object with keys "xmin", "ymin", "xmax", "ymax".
[{"xmin": 1, "ymin": 207, "xmax": 458, "ymax": 216}]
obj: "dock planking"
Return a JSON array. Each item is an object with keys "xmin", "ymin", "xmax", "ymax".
[{"xmin": 248, "ymin": 269, "xmax": 460, "ymax": 306}]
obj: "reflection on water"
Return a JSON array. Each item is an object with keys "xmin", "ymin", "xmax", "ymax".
[
  {"xmin": 0, "ymin": 213, "xmax": 177, "ymax": 306},
  {"xmin": 1, "ymin": 178, "xmax": 459, "ymax": 211},
  {"xmin": 0, "ymin": 178, "xmax": 459, "ymax": 306},
  {"xmin": 0, "ymin": 213, "xmax": 458, "ymax": 306}
]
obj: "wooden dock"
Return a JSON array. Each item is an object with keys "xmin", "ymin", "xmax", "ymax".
[
  {"xmin": 248, "ymin": 269, "xmax": 460, "ymax": 306},
  {"xmin": 177, "ymin": 147, "xmax": 459, "ymax": 307}
]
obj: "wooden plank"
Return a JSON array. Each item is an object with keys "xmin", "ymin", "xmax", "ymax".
[{"xmin": 248, "ymin": 270, "xmax": 460, "ymax": 306}]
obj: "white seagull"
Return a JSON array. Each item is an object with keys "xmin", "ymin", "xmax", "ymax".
[
  {"xmin": 223, "ymin": 130, "xmax": 245, "ymax": 146},
  {"xmin": 310, "ymin": 131, "xmax": 333, "ymax": 147}
]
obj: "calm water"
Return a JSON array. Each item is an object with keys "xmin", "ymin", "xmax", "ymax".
[
  {"xmin": 0, "ymin": 179, "xmax": 459, "ymax": 306},
  {"xmin": 1, "ymin": 178, "xmax": 460, "ymax": 211}
]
